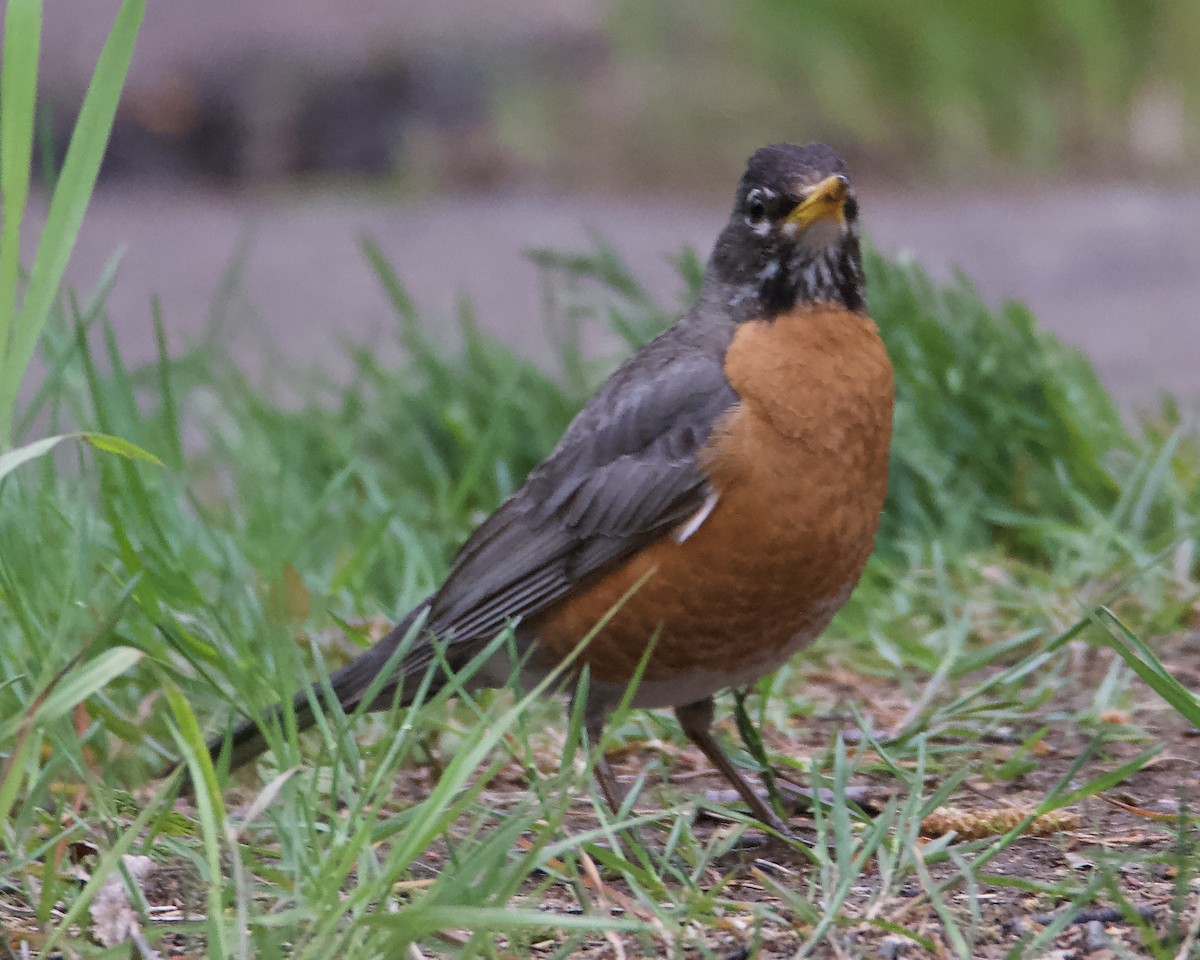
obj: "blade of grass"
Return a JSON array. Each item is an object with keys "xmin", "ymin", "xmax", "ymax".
[
  {"xmin": 0, "ymin": 0, "xmax": 143, "ymax": 445},
  {"xmin": 0, "ymin": 645, "xmax": 143, "ymax": 743},
  {"xmin": 11, "ymin": 247, "xmax": 124, "ymax": 439},
  {"xmin": 370, "ymin": 905, "xmax": 645, "ymax": 941},
  {"xmin": 0, "ymin": 433, "xmax": 63, "ymax": 480},
  {"xmin": 1092, "ymin": 606, "xmax": 1200, "ymax": 726},
  {"xmin": 0, "ymin": 431, "xmax": 162, "ymax": 483},
  {"xmin": 0, "ymin": 0, "xmax": 41, "ymax": 369},
  {"xmin": 164, "ymin": 685, "xmax": 231, "ymax": 960}
]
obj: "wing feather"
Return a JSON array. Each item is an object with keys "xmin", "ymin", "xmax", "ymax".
[{"xmin": 424, "ymin": 319, "xmax": 738, "ymax": 648}]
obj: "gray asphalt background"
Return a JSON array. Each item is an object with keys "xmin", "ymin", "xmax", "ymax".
[{"xmin": 43, "ymin": 182, "xmax": 1200, "ymax": 416}]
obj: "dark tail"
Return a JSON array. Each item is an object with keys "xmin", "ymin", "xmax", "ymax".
[{"xmin": 174, "ymin": 601, "xmax": 435, "ymax": 788}]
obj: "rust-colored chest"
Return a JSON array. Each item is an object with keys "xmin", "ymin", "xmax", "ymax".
[{"xmin": 533, "ymin": 305, "xmax": 894, "ymax": 687}]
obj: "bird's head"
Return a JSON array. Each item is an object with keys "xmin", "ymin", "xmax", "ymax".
[{"xmin": 705, "ymin": 142, "xmax": 864, "ymax": 321}]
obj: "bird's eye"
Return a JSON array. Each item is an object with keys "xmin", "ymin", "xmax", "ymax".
[
  {"xmin": 744, "ymin": 187, "xmax": 773, "ymax": 228},
  {"xmin": 843, "ymin": 193, "xmax": 859, "ymax": 223}
]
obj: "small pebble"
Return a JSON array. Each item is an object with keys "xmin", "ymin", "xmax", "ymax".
[{"xmin": 1082, "ymin": 919, "xmax": 1108, "ymax": 953}]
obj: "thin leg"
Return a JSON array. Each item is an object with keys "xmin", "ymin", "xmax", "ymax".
[
  {"xmin": 675, "ymin": 698, "xmax": 788, "ymax": 834},
  {"xmin": 586, "ymin": 713, "xmax": 627, "ymax": 814},
  {"xmin": 569, "ymin": 687, "xmax": 628, "ymax": 816}
]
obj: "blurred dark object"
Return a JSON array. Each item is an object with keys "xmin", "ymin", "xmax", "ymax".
[
  {"xmin": 39, "ymin": 71, "xmax": 243, "ymax": 183},
  {"xmin": 34, "ymin": 0, "xmax": 608, "ymax": 189},
  {"xmin": 37, "ymin": 52, "xmax": 519, "ymax": 187},
  {"xmin": 112, "ymin": 72, "xmax": 243, "ymax": 181},
  {"xmin": 290, "ymin": 64, "xmax": 415, "ymax": 177},
  {"xmin": 289, "ymin": 56, "xmax": 513, "ymax": 188}
]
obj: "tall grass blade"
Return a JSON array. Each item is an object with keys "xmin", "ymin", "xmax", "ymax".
[
  {"xmin": 0, "ymin": 0, "xmax": 41, "ymax": 372},
  {"xmin": 0, "ymin": 0, "xmax": 143, "ymax": 445},
  {"xmin": 0, "ymin": 431, "xmax": 162, "ymax": 483}
]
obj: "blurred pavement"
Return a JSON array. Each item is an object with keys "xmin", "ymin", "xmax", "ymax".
[{"xmin": 42, "ymin": 183, "xmax": 1200, "ymax": 415}]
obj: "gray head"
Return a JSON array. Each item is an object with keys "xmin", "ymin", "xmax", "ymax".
[{"xmin": 704, "ymin": 143, "xmax": 864, "ymax": 321}]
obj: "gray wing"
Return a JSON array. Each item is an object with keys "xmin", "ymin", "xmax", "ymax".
[
  {"xmin": 426, "ymin": 321, "xmax": 738, "ymax": 644},
  {"xmin": 199, "ymin": 319, "xmax": 739, "ymax": 772}
]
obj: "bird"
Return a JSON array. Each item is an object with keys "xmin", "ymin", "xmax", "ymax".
[{"xmin": 197, "ymin": 142, "xmax": 894, "ymax": 832}]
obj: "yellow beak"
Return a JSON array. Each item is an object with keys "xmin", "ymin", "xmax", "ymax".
[{"xmin": 784, "ymin": 175, "xmax": 850, "ymax": 229}]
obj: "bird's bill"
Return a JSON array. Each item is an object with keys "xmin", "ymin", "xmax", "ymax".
[{"xmin": 784, "ymin": 175, "xmax": 849, "ymax": 229}]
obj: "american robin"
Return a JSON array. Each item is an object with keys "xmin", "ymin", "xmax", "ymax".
[{"xmin": 201, "ymin": 142, "xmax": 894, "ymax": 832}]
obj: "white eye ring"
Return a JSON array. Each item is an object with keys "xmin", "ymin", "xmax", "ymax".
[{"xmin": 744, "ymin": 187, "xmax": 775, "ymax": 231}]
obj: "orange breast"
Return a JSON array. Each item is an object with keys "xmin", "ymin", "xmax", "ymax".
[{"xmin": 532, "ymin": 305, "xmax": 894, "ymax": 685}]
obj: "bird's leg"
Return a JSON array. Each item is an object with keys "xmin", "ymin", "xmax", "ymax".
[
  {"xmin": 675, "ymin": 697, "xmax": 789, "ymax": 834},
  {"xmin": 585, "ymin": 713, "xmax": 627, "ymax": 815},
  {"xmin": 569, "ymin": 688, "xmax": 625, "ymax": 815}
]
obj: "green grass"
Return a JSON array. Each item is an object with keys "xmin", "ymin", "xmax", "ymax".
[
  {"xmin": 606, "ymin": 0, "xmax": 1200, "ymax": 178},
  {"xmin": 0, "ymin": 0, "xmax": 143, "ymax": 448},
  {"xmin": 0, "ymin": 229, "xmax": 1198, "ymax": 956},
  {"xmin": 735, "ymin": 0, "xmax": 1200, "ymax": 165}
]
